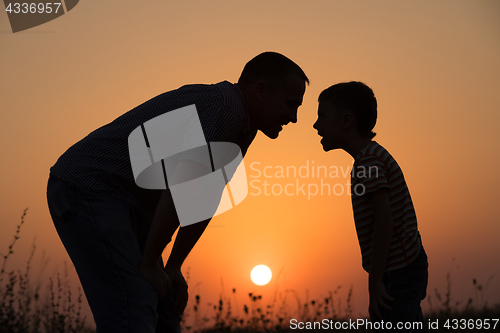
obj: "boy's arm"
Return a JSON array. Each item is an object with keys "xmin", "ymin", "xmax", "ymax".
[{"xmin": 367, "ymin": 188, "xmax": 395, "ymax": 320}]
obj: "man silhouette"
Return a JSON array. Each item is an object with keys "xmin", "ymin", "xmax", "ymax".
[{"xmin": 47, "ymin": 52, "xmax": 308, "ymax": 332}]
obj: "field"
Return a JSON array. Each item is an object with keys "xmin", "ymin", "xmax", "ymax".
[{"xmin": 2, "ymin": 210, "xmax": 498, "ymax": 332}]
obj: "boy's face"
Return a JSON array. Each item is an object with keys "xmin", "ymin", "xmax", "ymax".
[
  {"xmin": 254, "ymin": 73, "xmax": 306, "ymax": 139},
  {"xmin": 313, "ymin": 100, "xmax": 346, "ymax": 151}
]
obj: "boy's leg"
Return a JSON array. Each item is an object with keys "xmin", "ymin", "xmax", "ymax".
[
  {"xmin": 47, "ymin": 174, "xmax": 161, "ymax": 332},
  {"xmin": 374, "ymin": 246, "xmax": 428, "ymax": 332}
]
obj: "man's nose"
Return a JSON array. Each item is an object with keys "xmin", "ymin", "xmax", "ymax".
[{"xmin": 290, "ymin": 110, "xmax": 297, "ymax": 123}]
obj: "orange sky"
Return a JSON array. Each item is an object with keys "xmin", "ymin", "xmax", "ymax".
[{"xmin": 1, "ymin": 0, "xmax": 499, "ymax": 326}]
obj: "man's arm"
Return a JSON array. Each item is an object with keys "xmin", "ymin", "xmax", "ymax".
[
  {"xmin": 140, "ymin": 159, "xmax": 211, "ymax": 265},
  {"xmin": 139, "ymin": 188, "xmax": 180, "ymax": 298},
  {"xmin": 165, "ymin": 218, "xmax": 210, "ymax": 315},
  {"xmin": 139, "ymin": 159, "xmax": 212, "ymax": 313},
  {"xmin": 367, "ymin": 188, "xmax": 395, "ymax": 320}
]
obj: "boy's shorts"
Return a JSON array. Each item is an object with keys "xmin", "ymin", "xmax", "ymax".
[{"xmin": 376, "ymin": 244, "xmax": 428, "ymax": 332}]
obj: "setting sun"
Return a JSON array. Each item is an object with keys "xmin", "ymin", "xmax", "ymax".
[{"xmin": 250, "ymin": 265, "xmax": 272, "ymax": 286}]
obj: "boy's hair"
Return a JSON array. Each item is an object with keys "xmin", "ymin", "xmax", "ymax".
[
  {"xmin": 238, "ymin": 52, "xmax": 309, "ymax": 89},
  {"xmin": 318, "ymin": 81, "xmax": 377, "ymax": 139}
]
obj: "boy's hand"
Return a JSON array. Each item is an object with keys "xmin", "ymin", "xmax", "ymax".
[
  {"xmin": 164, "ymin": 266, "xmax": 188, "ymax": 316},
  {"xmin": 369, "ymin": 279, "xmax": 394, "ymax": 321},
  {"xmin": 139, "ymin": 262, "xmax": 171, "ymax": 299}
]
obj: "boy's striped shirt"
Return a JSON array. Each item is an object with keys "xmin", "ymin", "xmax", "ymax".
[{"xmin": 351, "ymin": 141, "xmax": 420, "ymax": 272}]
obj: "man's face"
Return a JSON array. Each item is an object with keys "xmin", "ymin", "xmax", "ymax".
[
  {"xmin": 257, "ymin": 73, "xmax": 306, "ymax": 139},
  {"xmin": 313, "ymin": 100, "xmax": 344, "ymax": 151}
]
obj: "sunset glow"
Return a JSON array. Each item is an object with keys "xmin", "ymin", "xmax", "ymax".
[{"xmin": 1, "ymin": 1, "xmax": 499, "ymax": 329}]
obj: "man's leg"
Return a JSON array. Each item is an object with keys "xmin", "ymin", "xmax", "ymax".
[{"xmin": 47, "ymin": 174, "xmax": 159, "ymax": 332}]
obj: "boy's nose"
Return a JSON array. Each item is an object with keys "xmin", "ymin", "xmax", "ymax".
[{"xmin": 290, "ymin": 110, "xmax": 297, "ymax": 123}]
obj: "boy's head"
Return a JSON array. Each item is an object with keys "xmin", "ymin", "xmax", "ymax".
[
  {"xmin": 238, "ymin": 52, "xmax": 308, "ymax": 139},
  {"xmin": 314, "ymin": 81, "xmax": 377, "ymax": 151}
]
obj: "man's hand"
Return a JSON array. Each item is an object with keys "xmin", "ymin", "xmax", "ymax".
[
  {"xmin": 369, "ymin": 278, "xmax": 394, "ymax": 321},
  {"xmin": 139, "ymin": 262, "xmax": 171, "ymax": 299},
  {"xmin": 164, "ymin": 266, "xmax": 188, "ymax": 316}
]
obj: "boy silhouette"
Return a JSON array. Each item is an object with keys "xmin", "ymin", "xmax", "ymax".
[
  {"xmin": 47, "ymin": 52, "xmax": 307, "ymax": 332},
  {"xmin": 313, "ymin": 82, "xmax": 428, "ymax": 332}
]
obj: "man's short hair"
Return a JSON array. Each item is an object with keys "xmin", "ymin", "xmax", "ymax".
[
  {"xmin": 238, "ymin": 52, "xmax": 309, "ymax": 88},
  {"xmin": 318, "ymin": 81, "xmax": 377, "ymax": 139}
]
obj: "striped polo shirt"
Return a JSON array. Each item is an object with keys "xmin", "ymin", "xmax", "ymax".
[
  {"xmin": 350, "ymin": 141, "xmax": 420, "ymax": 272},
  {"xmin": 50, "ymin": 81, "xmax": 257, "ymax": 247}
]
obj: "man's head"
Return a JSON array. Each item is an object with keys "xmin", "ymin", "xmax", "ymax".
[
  {"xmin": 314, "ymin": 81, "xmax": 377, "ymax": 151},
  {"xmin": 238, "ymin": 52, "xmax": 309, "ymax": 139}
]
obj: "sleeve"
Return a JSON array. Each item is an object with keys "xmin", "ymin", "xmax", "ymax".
[{"xmin": 352, "ymin": 155, "xmax": 389, "ymax": 196}]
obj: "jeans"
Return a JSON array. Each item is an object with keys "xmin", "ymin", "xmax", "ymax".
[
  {"xmin": 374, "ymin": 244, "xmax": 429, "ymax": 332},
  {"xmin": 46, "ymin": 174, "xmax": 182, "ymax": 333}
]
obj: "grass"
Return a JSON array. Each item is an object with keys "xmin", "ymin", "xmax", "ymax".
[
  {"xmin": 182, "ymin": 285, "xmax": 356, "ymax": 332},
  {"xmin": 1, "ymin": 209, "xmax": 498, "ymax": 332},
  {"xmin": 0, "ymin": 209, "xmax": 92, "ymax": 333},
  {"xmin": 181, "ymin": 282, "xmax": 499, "ymax": 333}
]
